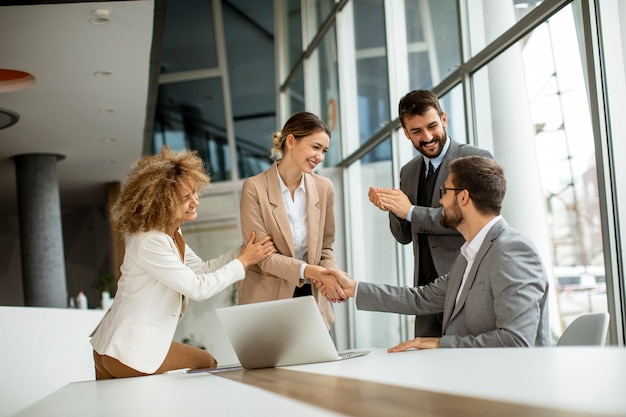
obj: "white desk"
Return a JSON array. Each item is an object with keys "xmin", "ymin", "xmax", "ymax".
[
  {"xmin": 12, "ymin": 347, "xmax": 626, "ymax": 417},
  {"xmin": 286, "ymin": 347, "xmax": 626, "ymax": 416}
]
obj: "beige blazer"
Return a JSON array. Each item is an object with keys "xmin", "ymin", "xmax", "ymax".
[{"xmin": 238, "ymin": 161, "xmax": 337, "ymax": 327}]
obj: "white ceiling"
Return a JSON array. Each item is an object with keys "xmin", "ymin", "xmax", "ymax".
[{"xmin": 0, "ymin": 1, "xmax": 156, "ymax": 216}]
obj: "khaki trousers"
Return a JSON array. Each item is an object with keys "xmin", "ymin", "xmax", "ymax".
[{"xmin": 93, "ymin": 341, "xmax": 217, "ymax": 380}]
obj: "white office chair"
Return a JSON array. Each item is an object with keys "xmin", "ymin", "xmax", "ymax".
[{"xmin": 557, "ymin": 312, "xmax": 610, "ymax": 346}]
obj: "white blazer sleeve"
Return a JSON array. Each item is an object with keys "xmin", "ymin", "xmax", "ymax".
[{"xmin": 135, "ymin": 233, "xmax": 245, "ymax": 301}]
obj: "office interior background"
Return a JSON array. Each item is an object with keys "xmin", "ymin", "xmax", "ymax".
[{"xmin": 0, "ymin": 0, "xmax": 625, "ymax": 353}]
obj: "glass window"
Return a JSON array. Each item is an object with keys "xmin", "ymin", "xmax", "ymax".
[
  {"xmin": 286, "ymin": 69, "xmax": 306, "ymax": 116},
  {"xmin": 153, "ymin": 78, "xmax": 232, "ymax": 181},
  {"xmin": 472, "ymin": 3, "xmax": 607, "ymax": 340},
  {"xmin": 161, "ymin": 0, "xmax": 217, "ymax": 72},
  {"xmin": 284, "ymin": 0, "xmax": 303, "ymax": 72},
  {"xmin": 353, "ymin": 0, "xmax": 391, "ymax": 156},
  {"xmin": 405, "ymin": 0, "xmax": 461, "ymax": 89},
  {"xmin": 597, "ymin": 0, "xmax": 626, "ymax": 317},
  {"xmin": 223, "ymin": 0, "xmax": 275, "ymax": 178},
  {"xmin": 467, "ymin": 0, "xmax": 545, "ymax": 57},
  {"xmin": 303, "ymin": 0, "xmax": 336, "ymax": 44},
  {"xmin": 348, "ymin": 138, "xmax": 404, "ymax": 348},
  {"xmin": 313, "ymin": 24, "xmax": 342, "ymax": 167}
]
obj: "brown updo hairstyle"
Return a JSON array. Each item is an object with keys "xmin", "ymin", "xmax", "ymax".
[{"xmin": 270, "ymin": 111, "xmax": 331, "ymax": 160}]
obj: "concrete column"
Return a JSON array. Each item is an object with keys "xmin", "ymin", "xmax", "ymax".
[
  {"xmin": 14, "ymin": 153, "xmax": 67, "ymax": 307},
  {"xmin": 479, "ymin": 0, "xmax": 561, "ymax": 334}
]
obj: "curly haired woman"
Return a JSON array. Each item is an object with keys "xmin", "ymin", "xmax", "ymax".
[{"xmin": 90, "ymin": 146, "xmax": 274, "ymax": 379}]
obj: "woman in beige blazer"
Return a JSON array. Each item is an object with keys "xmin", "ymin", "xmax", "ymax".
[
  {"xmin": 90, "ymin": 146, "xmax": 274, "ymax": 379},
  {"xmin": 238, "ymin": 112, "xmax": 346, "ymax": 328}
]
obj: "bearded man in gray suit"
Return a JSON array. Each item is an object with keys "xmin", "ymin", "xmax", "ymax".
[
  {"xmin": 323, "ymin": 156, "xmax": 550, "ymax": 349},
  {"xmin": 369, "ymin": 90, "xmax": 492, "ymax": 338}
]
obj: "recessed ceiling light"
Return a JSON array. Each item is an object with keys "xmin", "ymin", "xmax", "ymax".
[
  {"xmin": 0, "ymin": 69, "xmax": 36, "ymax": 93},
  {"xmin": 90, "ymin": 9, "xmax": 111, "ymax": 25},
  {"xmin": 0, "ymin": 108, "xmax": 19, "ymax": 129},
  {"xmin": 94, "ymin": 71, "xmax": 113, "ymax": 77}
]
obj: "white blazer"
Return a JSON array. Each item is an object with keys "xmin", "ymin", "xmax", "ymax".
[{"xmin": 90, "ymin": 230, "xmax": 244, "ymax": 373}]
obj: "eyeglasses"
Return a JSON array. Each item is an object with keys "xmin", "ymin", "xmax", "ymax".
[{"xmin": 439, "ymin": 186, "xmax": 464, "ymax": 200}]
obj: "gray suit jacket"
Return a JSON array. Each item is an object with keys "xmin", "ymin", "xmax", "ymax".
[
  {"xmin": 357, "ymin": 219, "xmax": 550, "ymax": 347},
  {"xmin": 390, "ymin": 138, "xmax": 493, "ymax": 284}
]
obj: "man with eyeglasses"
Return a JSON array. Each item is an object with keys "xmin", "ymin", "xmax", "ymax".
[
  {"xmin": 368, "ymin": 90, "xmax": 492, "ymax": 338},
  {"xmin": 320, "ymin": 156, "xmax": 550, "ymax": 348}
]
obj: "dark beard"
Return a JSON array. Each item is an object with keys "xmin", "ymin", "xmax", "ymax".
[{"xmin": 440, "ymin": 201, "xmax": 462, "ymax": 229}]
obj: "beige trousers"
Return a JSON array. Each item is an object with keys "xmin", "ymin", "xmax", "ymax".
[{"xmin": 93, "ymin": 341, "xmax": 217, "ymax": 380}]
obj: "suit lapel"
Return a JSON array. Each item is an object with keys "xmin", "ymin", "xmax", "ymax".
[
  {"xmin": 305, "ymin": 174, "xmax": 320, "ymax": 264},
  {"xmin": 267, "ymin": 162, "xmax": 296, "ymax": 258},
  {"xmin": 441, "ymin": 256, "xmax": 467, "ymax": 332},
  {"xmin": 447, "ymin": 220, "xmax": 506, "ymax": 323}
]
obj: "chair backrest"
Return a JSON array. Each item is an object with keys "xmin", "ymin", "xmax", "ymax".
[{"xmin": 557, "ymin": 312, "xmax": 610, "ymax": 346}]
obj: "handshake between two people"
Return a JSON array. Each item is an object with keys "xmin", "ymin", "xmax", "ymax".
[{"xmin": 307, "ymin": 267, "xmax": 356, "ymax": 303}]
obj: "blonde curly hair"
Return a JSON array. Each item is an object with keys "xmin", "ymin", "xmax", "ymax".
[{"xmin": 110, "ymin": 146, "xmax": 210, "ymax": 236}]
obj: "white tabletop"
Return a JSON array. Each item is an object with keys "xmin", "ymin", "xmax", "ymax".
[
  {"xmin": 287, "ymin": 347, "xmax": 626, "ymax": 416},
  {"xmin": 12, "ymin": 347, "xmax": 626, "ymax": 417},
  {"xmin": 12, "ymin": 370, "xmax": 345, "ymax": 417}
]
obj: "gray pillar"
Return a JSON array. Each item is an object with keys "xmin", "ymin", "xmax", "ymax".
[{"xmin": 14, "ymin": 153, "xmax": 67, "ymax": 307}]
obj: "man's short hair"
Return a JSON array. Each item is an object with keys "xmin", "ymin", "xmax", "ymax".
[
  {"xmin": 448, "ymin": 156, "xmax": 506, "ymax": 215},
  {"xmin": 398, "ymin": 90, "xmax": 444, "ymax": 128}
]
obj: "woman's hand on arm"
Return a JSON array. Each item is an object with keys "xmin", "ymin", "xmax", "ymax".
[{"xmin": 237, "ymin": 232, "xmax": 275, "ymax": 269}]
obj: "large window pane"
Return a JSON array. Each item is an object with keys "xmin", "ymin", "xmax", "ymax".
[
  {"xmin": 598, "ymin": 0, "xmax": 626, "ymax": 332},
  {"xmin": 354, "ymin": 0, "xmax": 390, "ymax": 152},
  {"xmin": 286, "ymin": 69, "xmax": 305, "ymax": 116},
  {"xmin": 161, "ymin": 0, "xmax": 217, "ymax": 72},
  {"xmin": 472, "ymin": 3, "xmax": 607, "ymax": 340},
  {"xmin": 349, "ymin": 139, "xmax": 403, "ymax": 348},
  {"xmin": 313, "ymin": 24, "xmax": 342, "ymax": 167},
  {"xmin": 405, "ymin": 0, "xmax": 460, "ymax": 89},
  {"xmin": 467, "ymin": 0, "xmax": 545, "ymax": 57},
  {"xmin": 153, "ymin": 78, "xmax": 232, "ymax": 181},
  {"xmin": 223, "ymin": 0, "xmax": 275, "ymax": 178},
  {"xmin": 284, "ymin": 0, "xmax": 303, "ymax": 72},
  {"xmin": 304, "ymin": 0, "xmax": 336, "ymax": 44}
]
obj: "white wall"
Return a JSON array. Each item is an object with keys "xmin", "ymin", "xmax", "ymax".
[{"xmin": 0, "ymin": 307, "xmax": 105, "ymax": 417}]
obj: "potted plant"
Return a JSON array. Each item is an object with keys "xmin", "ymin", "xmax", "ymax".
[{"xmin": 91, "ymin": 273, "xmax": 117, "ymax": 309}]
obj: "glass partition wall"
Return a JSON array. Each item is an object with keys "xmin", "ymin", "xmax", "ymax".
[
  {"xmin": 276, "ymin": 0, "xmax": 623, "ymax": 348},
  {"xmin": 153, "ymin": 0, "xmax": 624, "ymax": 350}
]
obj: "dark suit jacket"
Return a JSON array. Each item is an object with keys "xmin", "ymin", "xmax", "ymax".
[
  {"xmin": 357, "ymin": 219, "xmax": 550, "ymax": 347},
  {"xmin": 390, "ymin": 138, "xmax": 492, "ymax": 336}
]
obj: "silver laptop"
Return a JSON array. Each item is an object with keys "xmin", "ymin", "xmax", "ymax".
[{"xmin": 216, "ymin": 296, "xmax": 369, "ymax": 369}]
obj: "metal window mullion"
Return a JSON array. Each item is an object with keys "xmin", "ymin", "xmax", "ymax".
[
  {"xmin": 579, "ymin": 0, "xmax": 624, "ymax": 345},
  {"xmin": 212, "ymin": 0, "xmax": 238, "ymax": 180}
]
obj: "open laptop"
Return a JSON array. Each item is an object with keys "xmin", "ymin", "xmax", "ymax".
[{"xmin": 216, "ymin": 296, "xmax": 369, "ymax": 369}]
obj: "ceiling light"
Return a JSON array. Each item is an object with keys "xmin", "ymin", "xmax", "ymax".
[
  {"xmin": 90, "ymin": 9, "xmax": 111, "ymax": 25},
  {"xmin": 0, "ymin": 108, "xmax": 19, "ymax": 129},
  {"xmin": 0, "ymin": 69, "xmax": 36, "ymax": 93}
]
